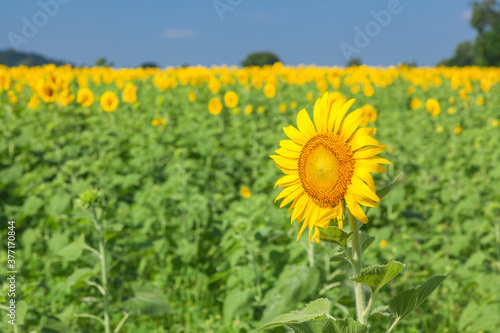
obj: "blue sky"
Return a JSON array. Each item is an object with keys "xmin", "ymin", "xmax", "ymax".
[{"xmin": 0, "ymin": 0, "xmax": 476, "ymax": 67}]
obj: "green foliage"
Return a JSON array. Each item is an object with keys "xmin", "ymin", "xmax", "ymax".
[
  {"xmin": 0, "ymin": 49, "xmax": 69, "ymax": 67},
  {"xmin": 258, "ymin": 299, "xmax": 368, "ymax": 333},
  {"xmin": 347, "ymin": 58, "xmax": 362, "ymax": 67},
  {"xmin": 352, "ymin": 259, "xmax": 405, "ymax": 295},
  {"xmin": 388, "ymin": 275, "xmax": 448, "ymax": 321},
  {"xmin": 241, "ymin": 51, "xmax": 281, "ymax": 67}
]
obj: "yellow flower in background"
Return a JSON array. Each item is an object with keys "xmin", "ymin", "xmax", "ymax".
[
  {"xmin": 436, "ymin": 125, "xmax": 444, "ymax": 133},
  {"xmin": 476, "ymin": 97, "xmax": 484, "ymax": 106},
  {"xmin": 449, "ymin": 96, "xmax": 455, "ymax": 104},
  {"xmin": 240, "ymin": 186, "xmax": 252, "ymax": 198},
  {"xmin": 122, "ymin": 83, "xmax": 137, "ymax": 104},
  {"xmin": 7, "ymin": 91, "xmax": 18, "ymax": 104},
  {"xmin": 280, "ymin": 103, "xmax": 287, "ymax": 113},
  {"xmin": 426, "ymin": 98, "xmax": 440, "ymax": 116},
  {"xmin": 448, "ymin": 107, "xmax": 456, "ymax": 115},
  {"xmin": 208, "ymin": 97, "xmax": 222, "ymax": 115},
  {"xmin": 27, "ymin": 95, "xmax": 40, "ymax": 109},
  {"xmin": 410, "ymin": 98, "xmax": 421, "ymax": 110},
  {"xmin": 264, "ymin": 83, "xmax": 276, "ymax": 98},
  {"xmin": 406, "ymin": 86, "xmax": 415, "ymax": 95},
  {"xmin": 232, "ymin": 107, "xmax": 240, "ymax": 114},
  {"xmin": 15, "ymin": 83, "xmax": 23, "ymax": 93},
  {"xmin": 363, "ymin": 84, "xmax": 374, "ymax": 97},
  {"xmin": 271, "ymin": 92, "xmax": 390, "ymax": 243},
  {"xmin": 358, "ymin": 104, "xmax": 377, "ymax": 126},
  {"xmin": 100, "ymin": 91, "xmax": 119, "ymax": 112},
  {"xmin": 209, "ymin": 78, "xmax": 221, "ymax": 94},
  {"xmin": 380, "ymin": 240, "xmax": 388, "ymax": 248},
  {"xmin": 38, "ymin": 82, "xmax": 57, "ymax": 103},
  {"xmin": 492, "ymin": 120, "xmax": 498, "ymax": 127},
  {"xmin": 459, "ymin": 89, "xmax": 467, "ymax": 100},
  {"xmin": 188, "ymin": 91, "xmax": 196, "ymax": 102},
  {"xmin": 244, "ymin": 105, "xmax": 253, "ymax": 115},
  {"xmin": 58, "ymin": 89, "xmax": 75, "ymax": 106},
  {"xmin": 224, "ymin": 91, "xmax": 238, "ymax": 108},
  {"xmin": 77, "ymin": 88, "xmax": 95, "ymax": 107},
  {"xmin": 351, "ymin": 84, "xmax": 360, "ymax": 94},
  {"xmin": 454, "ymin": 126, "xmax": 462, "ymax": 135},
  {"xmin": 152, "ymin": 117, "xmax": 167, "ymax": 128},
  {"xmin": 290, "ymin": 101, "xmax": 298, "ymax": 109},
  {"xmin": 307, "ymin": 92, "xmax": 314, "ymax": 103},
  {"xmin": 317, "ymin": 79, "xmax": 328, "ymax": 92},
  {"xmin": 257, "ymin": 106, "xmax": 265, "ymax": 114}
]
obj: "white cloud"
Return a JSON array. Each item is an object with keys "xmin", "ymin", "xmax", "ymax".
[
  {"xmin": 459, "ymin": 9, "xmax": 472, "ymax": 21},
  {"xmin": 162, "ymin": 28, "xmax": 195, "ymax": 39}
]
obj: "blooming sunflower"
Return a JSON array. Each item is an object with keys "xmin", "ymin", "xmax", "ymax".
[
  {"xmin": 100, "ymin": 91, "xmax": 119, "ymax": 112},
  {"xmin": 271, "ymin": 92, "xmax": 390, "ymax": 243}
]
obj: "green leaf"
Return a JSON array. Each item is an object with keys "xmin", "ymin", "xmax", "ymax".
[
  {"xmin": 16, "ymin": 300, "xmax": 28, "ymax": 325},
  {"xmin": 330, "ymin": 255, "xmax": 349, "ymax": 262},
  {"xmin": 122, "ymin": 282, "xmax": 170, "ymax": 316},
  {"xmin": 377, "ymin": 172, "xmax": 403, "ymax": 200},
  {"xmin": 45, "ymin": 193, "xmax": 71, "ymax": 217},
  {"xmin": 359, "ymin": 232, "xmax": 375, "ymax": 253},
  {"xmin": 352, "ymin": 259, "xmax": 405, "ymax": 294},
  {"xmin": 223, "ymin": 289, "xmax": 254, "ymax": 322},
  {"xmin": 389, "ymin": 275, "xmax": 448, "ymax": 320},
  {"xmin": 366, "ymin": 173, "xmax": 403, "ymax": 214},
  {"xmin": 286, "ymin": 318, "xmax": 368, "ymax": 333},
  {"xmin": 56, "ymin": 234, "xmax": 85, "ymax": 261},
  {"xmin": 318, "ymin": 227, "xmax": 353, "ymax": 252},
  {"xmin": 257, "ymin": 298, "xmax": 331, "ymax": 330},
  {"xmin": 370, "ymin": 305, "xmax": 391, "ymax": 317}
]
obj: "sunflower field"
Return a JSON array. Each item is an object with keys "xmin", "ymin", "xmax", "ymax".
[{"xmin": 0, "ymin": 63, "xmax": 499, "ymax": 332}]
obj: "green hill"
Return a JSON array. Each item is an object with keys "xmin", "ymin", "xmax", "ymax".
[{"xmin": 0, "ymin": 49, "xmax": 70, "ymax": 67}]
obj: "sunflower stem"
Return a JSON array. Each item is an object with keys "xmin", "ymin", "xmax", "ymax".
[{"xmin": 349, "ymin": 209, "xmax": 366, "ymax": 325}]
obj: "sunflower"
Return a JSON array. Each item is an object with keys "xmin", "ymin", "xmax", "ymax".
[
  {"xmin": 426, "ymin": 98, "xmax": 440, "ymax": 116},
  {"xmin": 100, "ymin": 91, "xmax": 119, "ymax": 112},
  {"xmin": 208, "ymin": 97, "xmax": 222, "ymax": 115},
  {"xmin": 77, "ymin": 87, "xmax": 94, "ymax": 107},
  {"xmin": 122, "ymin": 83, "xmax": 137, "ymax": 104},
  {"xmin": 224, "ymin": 91, "xmax": 238, "ymax": 108},
  {"xmin": 271, "ymin": 92, "xmax": 390, "ymax": 243}
]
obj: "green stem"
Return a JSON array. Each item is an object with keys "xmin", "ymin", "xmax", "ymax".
[
  {"xmin": 349, "ymin": 209, "xmax": 366, "ymax": 325},
  {"xmin": 93, "ymin": 205, "xmax": 111, "ymax": 333},
  {"xmin": 362, "ymin": 292, "xmax": 375, "ymax": 322},
  {"xmin": 386, "ymin": 317, "xmax": 401, "ymax": 333}
]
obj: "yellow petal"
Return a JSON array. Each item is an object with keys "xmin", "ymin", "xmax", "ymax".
[
  {"xmin": 274, "ymin": 183, "xmax": 301, "ymax": 202},
  {"xmin": 327, "ymin": 99, "xmax": 344, "ymax": 132},
  {"xmin": 333, "ymin": 99, "xmax": 356, "ymax": 134},
  {"xmin": 296, "ymin": 108, "xmax": 317, "ymax": 138},
  {"xmin": 275, "ymin": 147, "xmax": 300, "ymax": 159},
  {"xmin": 283, "ymin": 125, "xmax": 307, "ymax": 146},
  {"xmin": 349, "ymin": 136, "xmax": 381, "ymax": 152},
  {"xmin": 280, "ymin": 139, "xmax": 302, "ymax": 152},
  {"xmin": 345, "ymin": 192, "xmax": 368, "ymax": 223},
  {"xmin": 270, "ymin": 155, "xmax": 298, "ymax": 169},
  {"xmin": 339, "ymin": 107, "xmax": 364, "ymax": 141},
  {"xmin": 353, "ymin": 145, "xmax": 387, "ymax": 159}
]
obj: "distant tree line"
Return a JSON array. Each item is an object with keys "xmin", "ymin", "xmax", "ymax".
[{"xmin": 440, "ymin": 0, "xmax": 500, "ymax": 66}]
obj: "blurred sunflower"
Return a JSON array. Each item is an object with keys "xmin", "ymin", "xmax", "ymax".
[
  {"xmin": 122, "ymin": 83, "xmax": 137, "ymax": 104},
  {"xmin": 208, "ymin": 97, "xmax": 222, "ymax": 115},
  {"xmin": 100, "ymin": 91, "xmax": 119, "ymax": 112},
  {"xmin": 426, "ymin": 98, "xmax": 440, "ymax": 116},
  {"xmin": 271, "ymin": 92, "xmax": 390, "ymax": 243},
  {"xmin": 77, "ymin": 87, "xmax": 94, "ymax": 107},
  {"xmin": 224, "ymin": 91, "xmax": 238, "ymax": 108}
]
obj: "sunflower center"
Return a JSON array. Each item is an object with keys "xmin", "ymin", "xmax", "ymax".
[{"xmin": 298, "ymin": 133, "xmax": 355, "ymax": 208}]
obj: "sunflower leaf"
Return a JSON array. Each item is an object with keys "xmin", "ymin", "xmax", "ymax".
[
  {"xmin": 366, "ymin": 172, "xmax": 403, "ymax": 214},
  {"xmin": 360, "ymin": 232, "xmax": 375, "ymax": 253},
  {"xmin": 257, "ymin": 298, "xmax": 330, "ymax": 330},
  {"xmin": 351, "ymin": 259, "xmax": 405, "ymax": 295},
  {"xmin": 377, "ymin": 172, "xmax": 403, "ymax": 201},
  {"xmin": 389, "ymin": 275, "xmax": 448, "ymax": 320},
  {"xmin": 318, "ymin": 227, "xmax": 354, "ymax": 252},
  {"xmin": 257, "ymin": 298, "xmax": 368, "ymax": 332},
  {"xmin": 370, "ymin": 305, "xmax": 391, "ymax": 318}
]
